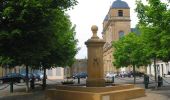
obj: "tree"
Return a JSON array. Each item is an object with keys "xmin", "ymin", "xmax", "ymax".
[
  {"xmin": 39, "ymin": 13, "xmax": 78, "ymax": 89},
  {"xmin": 0, "ymin": 0, "xmax": 78, "ymax": 92},
  {"xmin": 135, "ymin": 0, "xmax": 169, "ymax": 88},
  {"xmin": 113, "ymin": 33, "xmax": 150, "ymax": 84}
]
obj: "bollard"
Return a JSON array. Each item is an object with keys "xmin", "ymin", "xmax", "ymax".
[
  {"xmin": 78, "ymin": 77, "xmax": 80, "ymax": 84},
  {"xmin": 144, "ymin": 74, "xmax": 149, "ymax": 89},
  {"xmin": 30, "ymin": 77, "xmax": 35, "ymax": 89},
  {"xmin": 112, "ymin": 76, "xmax": 114, "ymax": 83},
  {"xmin": 158, "ymin": 75, "xmax": 163, "ymax": 87},
  {"xmin": 161, "ymin": 77, "xmax": 163, "ymax": 86},
  {"xmin": 10, "ymin": 79, "xmax": 13, "ymax": 93},
  {"xmin": 158, "ymin": 75, "xmax": 160, "ymax": 87}
]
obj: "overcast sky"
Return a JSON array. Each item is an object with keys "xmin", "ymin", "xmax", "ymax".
[{"xmin": 67, "ymin": 0, "xmax": 141, "ymax": 59}]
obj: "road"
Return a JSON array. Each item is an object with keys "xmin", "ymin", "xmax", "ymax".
[{"xmin": 0, "ymin": 77, "xmax": 170, "ymax": 100}]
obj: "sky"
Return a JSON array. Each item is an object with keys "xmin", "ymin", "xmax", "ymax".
[{"xmin": 67, "ymin": 0, "xmax": 140, "ymax": 59}]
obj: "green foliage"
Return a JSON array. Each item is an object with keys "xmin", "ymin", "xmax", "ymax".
[
  {"xmin": 0, "ymin": 0, "xmax": 78, "ymax": 91},
  {"xmin": 113, "ymin": 33, "xmax": 150, "ymax": 68},
  {"xmin": 0, "ymin": 56, "xmax": 14, "ymax": 67},
  {"xmin": 135, "ymin": 0, "xmax": 170, "ymax": 62},
  {"xmin": 0, "ymin": 0, "xmax": 78, "ymax": 67},
  {"xmin": 135, "ymin": 0, "xmax": 170, "ymax": 87},
  {"xmin": 41, "ymin": 14, "xmax": 78, "ymax": 68}
]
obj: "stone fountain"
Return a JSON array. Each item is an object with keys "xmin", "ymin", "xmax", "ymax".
[
  {"xmin": 85, "ymin": 25, "xmax": 105, "ymax": 87},
  {"xmin": 45, "ymin": 25, "xmax": 145, "ymax": 100}
]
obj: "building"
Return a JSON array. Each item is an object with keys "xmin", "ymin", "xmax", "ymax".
[
  {"xmin": 147, "ymin": 61, "xmax": 170, "ymax": 77},
  {"xmin": 0, "ymin": 66, "xmax": 20, "ymax": 77},
  {"xmin": 70, "ymin": 59, "xmax": 87, "ymax": 75},
  {"xmin": 102, "ymin": 0, "xmax": 169, "ymax": 76},
  {"xmin": 46, "ymin": 67, "xmax": 64, "ymax": 79},
  {"xmin": 102, "ymin": 0, "xmax": 131, "ymax": 74},
  {"xmin": 64, "ymin": 59, "xmax": 87, "ymax": 78},
  {"xmin": 71, "ymin": 59, "xmax": 87, "ymax": 74}
]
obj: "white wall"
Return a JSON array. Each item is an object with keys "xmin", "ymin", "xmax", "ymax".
[
  {"xmin": 147, "ymin": 62, "xmax": 170, "ymax": 77},
  {"xmin": 46, "ymin": 67, "xmax": 64, "ymax": 79}
]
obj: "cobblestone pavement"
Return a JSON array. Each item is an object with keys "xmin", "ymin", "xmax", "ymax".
[
  {"xmin": 133, "ymin": 88, "xmax": 170, "ymax": 100},
  {"xmin": 0, "ymin": 78, "xmax": 170, "ymax": 100},
  {"xmin": 119, "ymin": 77, "xmax": 170, "ymax": 100},
  {"xmin": 0, "ymin": 85, "xmax": 45, "ymax": 100}
]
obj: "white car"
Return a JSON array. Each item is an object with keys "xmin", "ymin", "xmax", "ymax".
[
  {"xmin": 165, "ymin": 74, "xmax": 170, "ymax": 78},
  {"xmin": 106, "ymin": 73, "xmax": 116, "ymax": 78}
]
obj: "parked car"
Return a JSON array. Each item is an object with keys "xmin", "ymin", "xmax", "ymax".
[
  {"xmin": 72, "ymin": 72, "xmax": 88, "ymax": 79},
  {"xmin": 33, "ymin": 73, "xmax": 41, "ymax": 81},
  {"xmin": 21, "ymin": 73, "xmax": 34, "ymax": 81},
  {"xmin": 127, "ymin": 71, "xmax": 145, "ymax": 77},
  {"xmin": 105, "ymin": 73, "xmax": 117, "ymax": 78},
  {"xmin": 119, "ymin": 72, "xmax": 128, "ymax": 77},
  {"xmin": 21, "ymin": 72, "xmax": 46, "ymax": 81},
  {"xmin": 34, "ymin": 72, "xmax": 45, "ymax": 80},
  {"xmin": 72, "ymin": 73, "xmax": 78, "ymax": 79},
  {"xmin": 0, "ymin": 73, "xmax": 25, "ymax": 84}
]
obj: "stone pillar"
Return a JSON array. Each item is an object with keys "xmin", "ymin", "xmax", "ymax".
[{"xmin": 85, "ymin": 25, "xmax": 105, "ymax": 87}]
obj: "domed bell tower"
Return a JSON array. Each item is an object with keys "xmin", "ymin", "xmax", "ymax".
[
  {"xmin": 103, "ymin": 0, "xmax": 131, "ymax": 74},
  {"xmin": 103, "ymin": 0, "xmax": 131, "ymax": 42}
]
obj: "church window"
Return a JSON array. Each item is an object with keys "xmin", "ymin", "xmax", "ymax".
[
  {"xmin": 119, "ymin": 31, "xmax": 124, "ymax": 38},
  {"xmin": 118, "ymin": 10, "xmax": 123, "ymax": 17}
]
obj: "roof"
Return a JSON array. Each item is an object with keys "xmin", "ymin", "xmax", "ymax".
[
  {"xmin": 104, "ymin": 15, "xmax": 109, "ymax": 21},
  {"xmin": 111, "ymin": 0, "xmax": 129, "ymax": 9}
]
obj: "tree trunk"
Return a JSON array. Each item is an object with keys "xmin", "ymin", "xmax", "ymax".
[
  {"xmin": 42, "ymin": 67, "xmax": 46, "ymax": 90},
  {"xmin": 154, "ymin": 58, "xmax": 157, "ymax": 89},
  {"xmin": 26, "ymin": 65, "xmax": 29, "ymax": 92},
  {"xmin": 5, "ymin": 66, "xmax": 7, "ymax": 75},
  {"xmin": 133, "ymin": 65, "xmax": 136, "ymax": 84},
  {"xmin": 1, "ymin": 65, "xmax": 3, "ymax": 76}
]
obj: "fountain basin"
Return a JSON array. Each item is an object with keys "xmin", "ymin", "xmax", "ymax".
[{"xmin": 45, "ymin": 84, "xmax": 145, "ymax": 100}]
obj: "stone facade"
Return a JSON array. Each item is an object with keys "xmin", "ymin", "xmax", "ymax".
[
  {"xmin": 68, "ymin": 59, "xmax": 87, "ymax": 76},
  {"xmin": 102, "ymin": 0, "xmax": 131, "ymax": 74},
  {"xmin": 46, "ymin": 67, "xmax": 64, "ymax": 79}
]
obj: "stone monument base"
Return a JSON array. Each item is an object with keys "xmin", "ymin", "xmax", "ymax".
[
  {"xmin": 86, "ymin": 78, "xmax": 105, "ymax": 87},
  {"xmin": 45, "ymin": 84, "xmax": 145, "ymax": 100}
]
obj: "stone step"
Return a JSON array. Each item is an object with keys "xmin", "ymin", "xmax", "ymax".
[
  {"xmin": 46, "ymin": 87, "xmax": 145, "ymax": 100},
  {"xmin": 55, "ymin": 84, "xmax": 135, "ymax": 93},
  {"xmin": 100, "ymin": 87, "xmax": 145, "ymax": 100}
]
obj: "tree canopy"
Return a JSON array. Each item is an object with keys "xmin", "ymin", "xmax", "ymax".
[
  {"xmin": 135, "ymin": 0, "xmax": 170, "ymax": 62},
  {"xmin": 113, "ymin": 32, "xmax": 150, "ymax": 68},
  {"xmin": 113, "ymin": 32, "xmax": 150, "ymax": 83},
  {"xmin": 0, "ymin": 0, "xmax": 78, "ymax": 67}
]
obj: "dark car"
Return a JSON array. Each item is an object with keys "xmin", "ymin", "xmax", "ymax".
[
  {"xmin": 36, "ymin": 72, "xmax": 45, "ymax": 80},
  {"xmin": 21, "ymin": 73, "xmax": 34, "ymax": 81},
  {"xmin": 128, "ymin": 71, "xmax": 144, "ymax": 77},
  {"xmin": 33, "ymin": 73, "xmax": 41, "ymax": 81},
  {"xmin": 32, "ymin": 72, "xmax": 45, "ymax": 81},
  {"xmin": 73, "ymin": 72, "xmax": 88, "ymax": 79},
  {"xmin": 0, "ymin": 73, "xmax": 25, "ymax": 84}
]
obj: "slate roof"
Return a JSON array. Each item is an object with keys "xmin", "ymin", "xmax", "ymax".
[{"xmin": 111, "ymin": 0, "xmax": 129, "ymax": 9}]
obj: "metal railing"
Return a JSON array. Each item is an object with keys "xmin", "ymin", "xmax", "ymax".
[{"xmin": 0, "ymin": 84, "xmax": 10, "ymax": 90}]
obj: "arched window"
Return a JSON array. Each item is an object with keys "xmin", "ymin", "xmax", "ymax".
[
  {"xmin": 118, "ymin": 10, "xmax": 123, "ymax": 17},
  {"xmin": 119, "ymin": 31, "xmax": 124, "ymax": 38}
]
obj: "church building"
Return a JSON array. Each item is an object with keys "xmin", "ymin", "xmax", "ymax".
[{"xmin": 102, "ymin": 0, "xmax": 135, "ymax": 74}]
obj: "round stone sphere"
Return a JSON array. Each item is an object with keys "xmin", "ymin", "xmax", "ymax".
[{"xmin": 91, "ymin": 25, "xmax": 98, "ymax": 32}]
